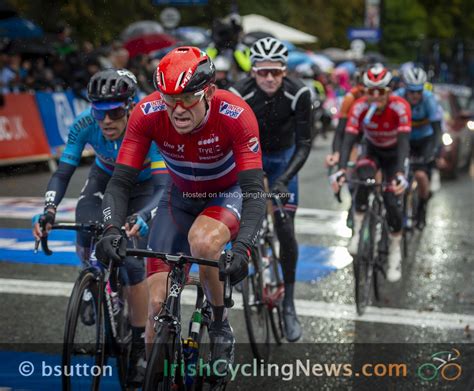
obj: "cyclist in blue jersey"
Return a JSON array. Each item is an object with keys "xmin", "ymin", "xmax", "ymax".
[
  {"xmin": 394, "ymin": 66, "xmax": 442, "ymax": 229},
  {"xmin": 32, "ymin": 69, "xmax": 168, "ymax": 387}
]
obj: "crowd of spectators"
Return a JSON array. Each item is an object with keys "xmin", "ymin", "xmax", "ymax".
[{"xmin": 0, "ymin": 24, "xmax": 159, "ymax": 99}]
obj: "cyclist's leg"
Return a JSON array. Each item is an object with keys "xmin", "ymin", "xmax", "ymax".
[
  {"xmin": 123, "ymin": 179, "xmax": 155, "ymax": 385},
  {"xmin": 411, "ymin": 137, "xmax": 433, "ymax": 229},
  {"xmin": 75, "ymin": 164, "xmax": 108, "ymax": 263},
  {"xmin": 350, "ymin": 155, "xmax": 378, "ymax": 255},
  {"xmin": 145, "ymin": 183, "xmax": 195, "ymax": 352},
  {"xmin": 189, "ymin": 185, "xmax": 241, "ymax": 375},
  {"xmin": 379, "ymin": 151, "xmax": 404, "ymax": 282}
]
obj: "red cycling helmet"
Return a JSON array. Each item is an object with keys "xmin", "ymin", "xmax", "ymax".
[
  {"xmin": 155, "ymin": 46, "xmax": 216, "ymax": 95},
  {"xmin": 363, "ymin": 64, "xmax": 392, "ymax": 88}
]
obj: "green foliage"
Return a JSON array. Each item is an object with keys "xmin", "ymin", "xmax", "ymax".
[{"xmin": 8, "ymin": 0, "xmax": 473, "ymax": 62}]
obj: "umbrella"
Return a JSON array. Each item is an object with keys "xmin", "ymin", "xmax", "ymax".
[
  {"xmin": 121, "ymin": 20, "xmax": 164, "ymax": 41},
  {"xmin": 242, "ymin": 31, "xmax": 274, "ymax": 46},
  {"xmin": 307, "ymin": 52, "xmax": 334, "ymax": 73},
  {"xmin": 287, "ymin": 50, "xmax": 314, "ymax": 70},
  {"xmin": 0, "ymin": 0, "xmax": 17, "ymax": 19},
  {"xmin": 0, "ymin": 17, "xmax": 43, "ymax": 39},
  {"xmin": 322, "ymin": 47, "xmax": 349, "ymax": 62},
  {"xmin": 174, "ymin": 26, "xmax": 210, "ymax": 47},
  {"xmin": 363, "ymin": 51, "xmax": 387, "ymax": 64},
  {"xmin": 124, "ymin": 33, "xmax": 177, "ymax": 58},
  {"xmin": 336, "ymin": 61, "xmax": 356, "ymax": 75}
]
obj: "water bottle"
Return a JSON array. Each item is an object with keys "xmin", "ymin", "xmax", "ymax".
[
  {"xmin": 183, "ymin": 338, "xmax": 199, "ymax": 386},
  {"xmin": 363, "ymin": 103, "xmax": 377, "ymax": 125},
  {"xmin": 189, "ymin": 308, "xmax": 202, "ymax": 340}
]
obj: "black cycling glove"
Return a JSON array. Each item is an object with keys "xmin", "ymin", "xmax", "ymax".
[
  {"xmin": 218, "ymin": 245, "xmax": 250, "ymax": 286},
  {"xmin": 95, "ymin": 226, "xmax": 127, "ymax": 265}
]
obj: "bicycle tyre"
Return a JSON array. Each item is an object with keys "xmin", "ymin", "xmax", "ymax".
[
  {"xmin": 143, "ymin": 321, "xmax": 183, "ymax": 391},
  {"xmin": 354, "ymin": 211, "xmax": 376, "ymax": 315},
  {"xmin": 113, "ymin": 282, "xmax": 132, "ymax": 390},
  {"xmin": 62, "ymin": 269, "xmax": 105, "ymax": 391},
  {"xmin": 267, "ymin": 246, "xmax": 285, "ymax": 345},
  {"xmin": 242, "ymin": 253, "xmax": 271, "ymax": 361}
]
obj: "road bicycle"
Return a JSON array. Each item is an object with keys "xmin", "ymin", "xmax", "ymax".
[
  {"xmin": 36, "ymin": 222, "xmax": 133, "ymax": 390},
  {"xmin": 125, "ymin": 248, "xmax": 233, "ymax": 391},
  {"xmin": 242, "ymin": 186, "xmax": 286, "ymax": 361},
  {"xmin": 347, "ymin": 179, "xmax": 391, "ymax": 316}
]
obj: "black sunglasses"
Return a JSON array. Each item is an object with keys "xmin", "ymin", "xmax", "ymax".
[{"xmin": 91, "ymin": 106, "xmax": 128, "ymax": 121}]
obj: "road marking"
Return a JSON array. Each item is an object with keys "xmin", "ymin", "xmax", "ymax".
[
  {"xmin": 0, "ymin": 197, "xmax": 352, "ymax": 238},
  {"xmin": 1, "ymin": 277, "xmax": 472, "ymax": 331}
]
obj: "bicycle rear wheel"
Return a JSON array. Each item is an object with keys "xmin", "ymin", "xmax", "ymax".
[
  {"xmin": 113, "ymin": 282, "xmax": 132, "ymax": 390},
  {"xmin": 62, "ymin": 269, "xmax": 105, "ymax": 391},
  {"xmin": 242, "ymin": 252, "xmax": 271, "ymax": 361},
  {"xmin": 354, "ymin": 211, "xmax": 376, "ymax": 315},
  {"xmin": 143, "ymin": 321, "xmax": 183, "ymax": 391}
]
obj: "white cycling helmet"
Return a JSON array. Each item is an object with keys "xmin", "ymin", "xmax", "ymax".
[
  {"xmin": 363, "ymin": 64, "xmax": 392, "ymax": 88},
  {"xmin": 403, "ymin": 66, "xmax": 427, "ymax": 91},
  {"xmin": 250, "ymin": 37, "xmax": 288, "ymax": 65}
]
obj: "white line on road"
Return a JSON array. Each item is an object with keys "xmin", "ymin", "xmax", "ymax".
[{"xmin": 0, "ymin": 278, "xmax": 472, "ymax": 331}]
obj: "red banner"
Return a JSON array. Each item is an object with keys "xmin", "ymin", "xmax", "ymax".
[{"xmin": 0, "ymin": 93, "xmax": 51, "ymax": 164}]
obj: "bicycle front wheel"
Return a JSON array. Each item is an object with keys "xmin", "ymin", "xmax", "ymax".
[
  {"xmin": 62, "ymin": 269, "xmax": 105, "ymax": 391},
  {"xmin": 143, "ymin": 321, "xmax": 183, "ymax": 391},
  {"xmin": 354, "ymin": 211, "xmax": 376, "ymax": 315},
  {"xmin": 242, "ymin": 256, "xmax": 271, "ymax": 361}
]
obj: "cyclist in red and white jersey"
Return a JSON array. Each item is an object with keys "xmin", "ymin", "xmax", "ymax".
[
  {"xmin": 331, "ymin": 64, "xmax": 412, "ymax": 282},
  {"xmin": 95, "ymin": 47, "xmax": 266, "ymax": 376}
]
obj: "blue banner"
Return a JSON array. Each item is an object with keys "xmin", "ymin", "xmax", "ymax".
[
  {"xmin": 347, "ymin": 27, "xmax": 381, "ymax": 42},
  {"xmin": 35, "ymin": 90, "xmax": 90, "ymax": 155}
]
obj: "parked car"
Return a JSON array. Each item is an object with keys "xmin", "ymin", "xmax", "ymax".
[{"xmin": 433, "ymin": 84, "xmax": 473, "ymax": 178}]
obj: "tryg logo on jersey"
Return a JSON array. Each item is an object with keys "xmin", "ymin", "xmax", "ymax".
[
  {"xmin": 140, "ymin": 100, "xmax": 166, "ymax": 115},
  {"xmin": 247, "ymin": 137, "xmax": 259, "ymax": 153},
  {"xmin": 219, "ymin": 101, "xmax": 244, "ymax": 119}
]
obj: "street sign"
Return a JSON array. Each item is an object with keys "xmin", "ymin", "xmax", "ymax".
[
  {"xmin": 160, "ymin": 7, "xmax": 181, "ymax": 29},
  {"xmin": 347, "ymin": 27, "xmax": 381, "ymax": 42}
]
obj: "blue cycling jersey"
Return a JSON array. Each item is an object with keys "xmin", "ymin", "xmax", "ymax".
[
  {"xmin": 60, "ymin": 107, "xmax": 164, "ymax": 182},
  {"xmin": 394, "ymin": 88, "xmax": 441, "ymax": 140}
]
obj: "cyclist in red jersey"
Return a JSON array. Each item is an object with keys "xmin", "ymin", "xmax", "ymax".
[
  {"xmin": 331, "ymin": 64, "xmax": 411, "ymax": 282},
  {"xmin": 95, "ymin": 47, "xmax": 266, "ymax": 377}
]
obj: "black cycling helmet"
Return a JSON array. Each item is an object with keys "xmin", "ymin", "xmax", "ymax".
[{"xmin": 87, "ymin": 68, "xmax": 137, "ymax": 103}]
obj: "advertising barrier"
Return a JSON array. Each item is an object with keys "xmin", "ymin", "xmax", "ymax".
[{"xmin": 0, "ymin": 93, "xmax": 52, "ymax": 165}]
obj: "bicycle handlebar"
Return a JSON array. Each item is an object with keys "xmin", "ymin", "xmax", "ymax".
[
  {"xmin": 35, "ymin": 222, "xmax": 105, "ymax": 256},
  {"xmin": 125, "ymin": 248, "xmax": 234, "ymax": 308}
]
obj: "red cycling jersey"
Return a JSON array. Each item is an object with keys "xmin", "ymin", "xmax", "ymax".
[
  {"xmin": 346, "ymin": 95, "xmax": 412, "ymax": 148},
  {"xmin": 117, "ymin": 89, "xmax": 262, "ymax": 193}
]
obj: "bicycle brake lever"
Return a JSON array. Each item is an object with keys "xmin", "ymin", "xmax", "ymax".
[{"xmin": 41, "ymin": 235, "xmax": 53, "ymax": 256}]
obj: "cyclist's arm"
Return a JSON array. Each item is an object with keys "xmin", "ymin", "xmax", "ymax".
[
  {"xmin": 229, "ymin": 104, "xmax": 266, "ymax": 253},
  {"xmin": 339, "ymin": 100, "xmax": 363, "ymax": 169},
  {"xmin": 339, "ymin": 132, "xmax": 358, "ymax": 170},
  {"xmin": 235, "ymin": 168, "xmax": 266, "ymax": 252},
  {"xmin": 43, "ymin": 112, "xmax": 92, "ymax": 210},
  {"xmin": 102, "ymin": 106, "xmax": 152, "ymax": 231},
  {"xmin": 332, "ymin": 93, "xmax": 354, "ymax": 153},
  {"xmin": 43, "ymin": 162, "xmax": 77, "ymax": 211},
  {"xmin": 276, "ymin": 87, "xmax": 312, "ymax": 184},
  {"xmin": 396, "ymin": 132, "xmax": 410, "ymax": 174}
]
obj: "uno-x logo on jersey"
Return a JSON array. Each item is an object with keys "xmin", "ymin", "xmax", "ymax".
[
  {"xmin": 103, "ymin": 207, "xmax": 112, "ymax": 222},
  {"xmin": 140, "ymin": 100, "xmax": 166, "ymax": 115},
  {"xmin": 219, "ymin": 101, "xmax": 244, "ymax": 119},
  {"xmin": 247, "ymin": 136, "xmax": 259, "ymax": 153}
]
